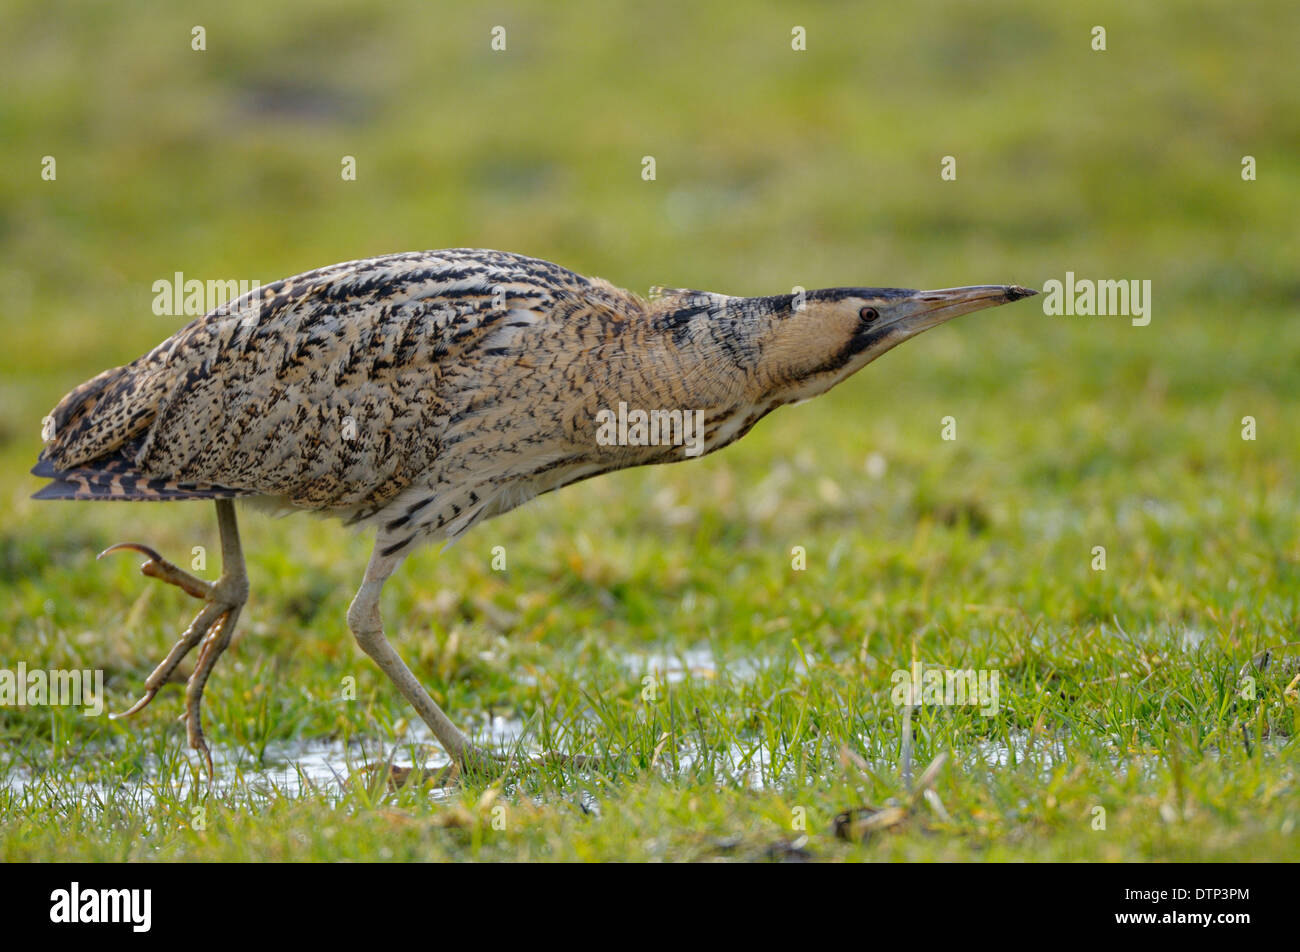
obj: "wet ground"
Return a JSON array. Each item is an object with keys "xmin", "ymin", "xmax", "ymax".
[{"xmin": 3, "ymin": 640, "xmax": 1286, "ymax": 814}]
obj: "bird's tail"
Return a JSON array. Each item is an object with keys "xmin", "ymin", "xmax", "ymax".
[
  {"xmin": 31, "ymin": 452, "xmax": 245, "ymax": 501},
  {"xmin": 34, "ymin": 352, "xmax": 247, "ymax": 501}
]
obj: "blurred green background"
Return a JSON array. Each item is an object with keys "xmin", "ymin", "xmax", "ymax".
[{"xmin": 0, "ymin": 1, "xmax": 1297, "ymax": 860}]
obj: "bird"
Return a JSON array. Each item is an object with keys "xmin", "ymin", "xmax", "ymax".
[{"xmin": 32, "ymin": 248, "xmax": 1037, "ymax": 778}]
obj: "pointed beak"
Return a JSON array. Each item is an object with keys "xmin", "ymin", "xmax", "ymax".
[{"xmin": 890, "ymin": 285, "xmax": 1038, "ymax": 336}]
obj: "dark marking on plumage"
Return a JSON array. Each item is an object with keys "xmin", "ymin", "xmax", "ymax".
[
  {"xmin": 380, "ymin": 535, "xmax": 416, "ymax": 558},
  {"xmin": 34, "ymin": 248, "xmax": 1018, "ymax": 552}
]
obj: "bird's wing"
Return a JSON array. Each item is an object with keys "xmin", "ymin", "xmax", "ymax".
[{"xmin": 34, "ymin": 250, "xmax": 600, "ymax": 509}]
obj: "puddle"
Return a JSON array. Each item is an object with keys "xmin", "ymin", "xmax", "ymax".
[
  {"xmin": 967, "ymin": 729, "xmax": 1066, "ymax": 770},
  {"xmin": 627, "ymin": 646, "xmax": 731, "ymax": 683},
  {"xmin": 622, "ymin": 645, "xmax": 813, "ymax": 684},
  {"xmin": 208, "ymin": 711, "xmax": 530, "ymax": 791},
  {"xmin": 0, "ymin": 648, "xmax": 1088, "ymax": 814},
  {"xmin": 963, "ymin": 727, "xmax": 1292, "ymax": 780},
  {"xmin": 0, "ymin": 644, "xmax": 785, "ymax": 809},
  {"xmin": 1, "ymin": 713, "xmax": 530, "ymax": 813}
]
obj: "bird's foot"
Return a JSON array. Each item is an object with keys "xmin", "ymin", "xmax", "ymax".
[{"xmin": 99, "ymin": 541, "xmax": 249, "ymax": 781}]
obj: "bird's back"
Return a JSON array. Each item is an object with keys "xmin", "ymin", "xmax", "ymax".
[{"xmin": 34, "ymin": 249, "xmax": 647, "ymax": 521}]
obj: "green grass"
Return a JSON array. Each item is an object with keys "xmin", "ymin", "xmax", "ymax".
[{"xmin": 1, "ymin": 0, "xmax": 1298, "ymax": 861}]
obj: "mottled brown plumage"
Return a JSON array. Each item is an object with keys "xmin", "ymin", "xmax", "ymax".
[{"xmin": 33, "ymin": 248, "xmax": 1035, "ymax": 776}]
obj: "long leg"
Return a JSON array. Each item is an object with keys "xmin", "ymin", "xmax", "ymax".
[
  {"xmin": 346, "ymin": 543, "xmax": 593, "ymax": 780},
  {"xmin": 102, "ymin": 498, "xmax": 249, "ymax": 778},
  {"xmin": 346, "ymin": 546, "xmax": 495, "ymax": 774}
]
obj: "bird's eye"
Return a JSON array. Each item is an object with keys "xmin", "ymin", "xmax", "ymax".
[{"xmin": 859, "ymin": 306, "xmax": 880, "ymax": 324}]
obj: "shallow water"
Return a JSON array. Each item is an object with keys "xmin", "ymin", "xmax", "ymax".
[
  {"xmin": 6, "ymin": 641, "xmax": 1276, "ymax": 814},
  {"xmin": 1, "ymin": 712, "xmax": 530, "ymax": 811},
  {"xmin": 0, "ymin": 645, "xmax": 755, "ymax": 809}
]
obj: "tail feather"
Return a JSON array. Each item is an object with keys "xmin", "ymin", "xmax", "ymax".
[{"xmin": 31, "ymin": 452, "xmax": 247, "ymax": 502}]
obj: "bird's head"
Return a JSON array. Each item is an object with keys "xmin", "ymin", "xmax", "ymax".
[{"xmin": 749, "ymin": 284, "xmax": 1039, "ymax": 404}]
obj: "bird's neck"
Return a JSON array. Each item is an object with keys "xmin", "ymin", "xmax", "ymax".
[{"xmin": 563, "ymin": 295, "xmax": 793, "ymax": 466}]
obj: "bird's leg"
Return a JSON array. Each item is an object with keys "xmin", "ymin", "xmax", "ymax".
[
  {"xmin": 347, "ymin": 544, "xmax": 593, "ymax": 781},
  {"xmin": 347, "ymin": 546, "xmax": 497, "ymax": 778},
  {"xmin": 101, "ymin": 498, "xmax": 249, "ymax": 779}
]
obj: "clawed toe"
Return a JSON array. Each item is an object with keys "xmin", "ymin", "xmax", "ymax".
[
  {"xmin": 99, "ymin": 501, "xmax": 249, "ymax": 781},
  {"xmin": 99, "ymin": 541, "xmax": 214, "ymax": 600}
]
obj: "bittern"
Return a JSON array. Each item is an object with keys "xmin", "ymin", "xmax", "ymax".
[{"xmin": 32, "ymin": 249, "xmax": 1037, "ymax": 777}]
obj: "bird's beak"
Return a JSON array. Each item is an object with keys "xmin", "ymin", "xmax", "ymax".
[{"xmin": 889, "ymin": 285, "xmax": 1038, "ymax": 336}]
